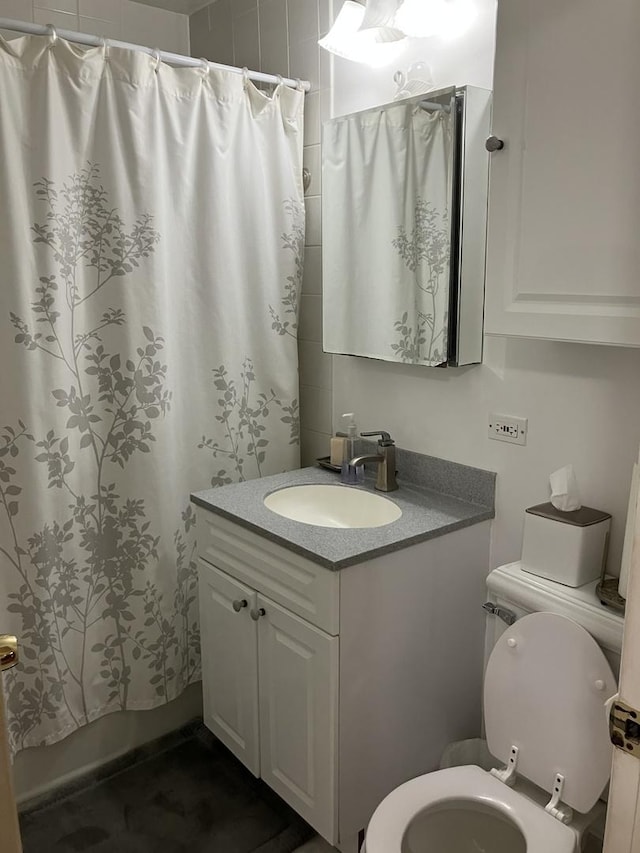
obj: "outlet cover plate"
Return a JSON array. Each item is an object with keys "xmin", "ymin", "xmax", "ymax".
[{"xmin": 488, "ymin": 413, "xmax": 528, "ymax": 445}]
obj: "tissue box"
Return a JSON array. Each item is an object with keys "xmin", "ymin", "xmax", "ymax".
[{"xmin": 521, "ymin": 502, "xmax": 611, "ymax": 587}]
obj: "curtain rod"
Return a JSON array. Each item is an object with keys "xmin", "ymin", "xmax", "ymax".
[{"xmin": 0, "ymin": 17, "xmax": 311, "ymax": 92}]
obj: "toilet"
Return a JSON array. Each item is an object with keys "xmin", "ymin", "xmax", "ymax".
[{"xmin": 363, "ymin": 563, "xmax": 623, "ymax": 853}]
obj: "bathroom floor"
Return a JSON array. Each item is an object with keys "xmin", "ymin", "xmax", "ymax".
[{"xmin": 19, "ymin": 724, "xmax": 314, "ymax": 853}]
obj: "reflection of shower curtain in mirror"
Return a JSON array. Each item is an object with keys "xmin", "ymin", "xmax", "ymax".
[
  {"xmin": 0, "ymin": 34, "xmax": 304, "ymax": 754},
  {"xmin": 324, "ymin": 101, "xmax": 453, "ymax": 366}
]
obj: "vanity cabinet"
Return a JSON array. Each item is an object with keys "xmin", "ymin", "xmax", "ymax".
[
  {"xmin": 196, "ymin": 506, "xmax": 491, "ymax": 851},
  {"xmin": 198, "ymin": 513, "xmax": 339, "ymax": 841},
  {"xmin": 484, "ymin": 0, "xmax": 640, "ymax": 346}
]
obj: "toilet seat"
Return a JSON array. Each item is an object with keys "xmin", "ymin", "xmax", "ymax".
[
  {"xmin": 365, "ymin": 765, "xmax": 576, "ymax": 853},
  {"xmin": 484, "ymin": 612, "xmax": 616, "ymax": 813}
]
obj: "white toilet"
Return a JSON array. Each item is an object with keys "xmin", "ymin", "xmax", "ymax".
[{"xmin": 363, "ymin": 563, "xmax": 624, "ymax": 853}]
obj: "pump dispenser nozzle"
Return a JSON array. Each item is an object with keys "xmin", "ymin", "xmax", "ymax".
[{"xmin": 341, "ymin": 413, "xmax": 364, "ymax": 485}]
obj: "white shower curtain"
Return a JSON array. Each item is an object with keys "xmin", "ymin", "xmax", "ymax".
[
  {"xmin": 0, "ymin": 34, "xmax": 304, "ymax": 753},
  {"xmin": 323, "ymin": 100, "xmax": 452, "ymax": 365}
]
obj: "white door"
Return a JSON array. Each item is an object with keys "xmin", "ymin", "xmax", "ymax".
[
  {"xmin": 484, "ymin": 0, "xmax": 640, "ymax": 346},
  {"xmin": 256, "ymin": 595, "xmax": 338, "ymax": 843},
  {"xmin": 198, "ymin": 560, "xmax": 260, "ymax": 776},
  {"xmin": 604, "ymin": 497, "xmax": 640, "ymax": 851},
  {"xmin": 0, "ymin": 635, "xmax": 22, "ymax": 853}
]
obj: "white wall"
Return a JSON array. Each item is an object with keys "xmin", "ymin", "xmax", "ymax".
[
  {"xmin": 330, "ymin": 0, "xmax": 640, "ymax": 574},
  {"xmin": 0, "ymin": 0, "xmax": 190, "ymax": 54}
]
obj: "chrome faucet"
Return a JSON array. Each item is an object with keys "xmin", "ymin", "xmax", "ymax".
[{"xmin": 349, "ymin": 430, "xmax": 398, "ymax": 492}]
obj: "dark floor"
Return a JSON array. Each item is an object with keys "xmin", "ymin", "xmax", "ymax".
[{"xmin": 20, "ymin": 723, "xmax": 314, "ymax": 853}]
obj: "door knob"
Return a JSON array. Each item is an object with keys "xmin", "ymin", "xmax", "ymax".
[
  {"xmin": 232, "ymin": 599, "xmax": 248, "ymax": 612},
  {"xmin": 485, "ymin": 135, "xmax": 505, "ymax": 152},
  {"xmin": 0, "ymin": 634, "xmax": 18, "ymax": 671},
  {"xmin": 250, "ymin": 607, "xmax": 266, "ymax": 621}
]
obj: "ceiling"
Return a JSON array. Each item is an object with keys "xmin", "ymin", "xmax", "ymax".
[{"xmin": 134, "ymin": 0, "xmax": 212, "ymax": 14}]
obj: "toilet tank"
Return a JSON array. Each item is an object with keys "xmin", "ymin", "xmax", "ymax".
[{"xmin": 484, "ymin": 561, "xmax": 624, "ymax": 676}]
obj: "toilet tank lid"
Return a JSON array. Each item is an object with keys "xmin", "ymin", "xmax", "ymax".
[
  {"xmin": 484, "ymin": 611, "xmax": 617, "ymax": 814},
  {"xmin": 487, "ymin": 562, "xmax": 624, "ymax": 656}
]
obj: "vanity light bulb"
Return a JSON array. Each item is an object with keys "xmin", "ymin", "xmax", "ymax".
[
  {"xmin": 357, "ymin": 0, "xmax": 405, "ymax": 41},
  {"xmin": 319, "ymin": 1, "xmax": 406, "ymax": 67}
]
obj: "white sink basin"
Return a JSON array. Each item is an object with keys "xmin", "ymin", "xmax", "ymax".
[{"xmin": 263, "ymin": 484, "xmax": 402, "ymax": 529}]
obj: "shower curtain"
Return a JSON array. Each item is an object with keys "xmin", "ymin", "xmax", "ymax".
[{"xmin": 0, "ymin": 34, "xmax": 304, "ymax": 753}]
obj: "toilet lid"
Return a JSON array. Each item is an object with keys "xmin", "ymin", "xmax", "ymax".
[{"xmin": 484, "ymin": 612, "xmax": 617, "ymax": 814}]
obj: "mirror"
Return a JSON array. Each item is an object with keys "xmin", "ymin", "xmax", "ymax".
[{"xmin": 322, "ymin": 85, "xmax": 491, "ymax": 367}]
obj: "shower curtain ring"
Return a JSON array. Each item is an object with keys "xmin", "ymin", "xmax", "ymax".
[
  {"xmin": 151, "ymin": 48, "xmax": 161, "ymax": 72},
  {"xmin": 199, "ymin": 57, "xmax": 210, "ymax": 75},
  {"xmin": 242, "ymin": 67, "xmax": 249, "ymax": 89},
  {"xmin": 295, "ymin": 78, "xmax": 303, "ymax": 92},
  {"xmin": 46, "ymin": 24, "xmax": 58, "ymax": 44}
]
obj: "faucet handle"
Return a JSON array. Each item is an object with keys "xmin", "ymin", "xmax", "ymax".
[{"xmin": 360, "ymin": 430, "xmax": 394, "ymax": 447}]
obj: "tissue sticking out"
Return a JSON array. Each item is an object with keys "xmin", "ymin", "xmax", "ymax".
[{"xmin": 550, "ymin": 464, "xmax": 582, "ymax": 512}]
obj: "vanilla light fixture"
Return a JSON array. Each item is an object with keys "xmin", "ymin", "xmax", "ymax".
[
  {"xmin": 319, "ymin": 0, "xmax": 477, "ymax": 64},
  {"xmin": 357, "ymin": 0, "xmax": 405, "ymax": 41},
  {"xmin": 318, "ymin": 1, "xmax": 405, "ymax": 67}
]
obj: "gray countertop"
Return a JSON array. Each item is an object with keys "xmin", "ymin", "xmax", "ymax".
[{"xmin": 191, "ymin": 463, "xmax": 495, "ymax": 570}]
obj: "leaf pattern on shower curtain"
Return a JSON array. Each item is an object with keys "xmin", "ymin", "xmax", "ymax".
[
  {"xmin": 391, "ymin": 198, "xmax": 450, "ymax": 365},
  {"xmin": 1, "ymin": 167, "xmax": 200, "ymax": 750},
  {"xmin": 268, "ymin": 199, "xmax": 304, "ymax": 339},
  {"xmin": 198, "ymin": 199, "xmax": 302, "ymax": 487}
]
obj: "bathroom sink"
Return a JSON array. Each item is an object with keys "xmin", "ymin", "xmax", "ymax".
[{"xmin": 263, "ymin": 484, "xmax": 402, "ymax": 529}]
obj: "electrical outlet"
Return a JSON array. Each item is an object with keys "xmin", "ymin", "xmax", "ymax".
[{"xmin": 488, "ymin": 414, "xmax": 528, "ymax": 446}]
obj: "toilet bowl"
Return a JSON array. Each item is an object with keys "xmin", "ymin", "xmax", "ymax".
[
  {"xmin": 364, "ymin": 611, "xmax": 617, "ymax": 853},
  {"xmin": 366, "ymin": 765, "xmax": 576, "ymax": 853}
]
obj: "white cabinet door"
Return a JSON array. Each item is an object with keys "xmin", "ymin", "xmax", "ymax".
[
  {"xmin": 484, "ymin": 0, "xmax": 640, "ymax": 346},
  {"xmin": 198, "ymin": 560, "xmax": 260, "ymax": 776},
  {"xmin": 257, "ymin": 595, "xmax": 338, "ymax": 843}
]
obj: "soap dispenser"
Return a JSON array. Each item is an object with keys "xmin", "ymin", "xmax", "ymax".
[{"xmin": 341, "ymin": 413, "xmax": 364, "ymax": 485}]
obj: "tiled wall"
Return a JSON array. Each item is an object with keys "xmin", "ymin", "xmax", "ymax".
[
  {"xmin": 190, "ymin": 0, "xmax": 334, "ymax": 467},
  {"xmin": 0, "ymin": 0, "xmax": 190, "ymax": 54}
]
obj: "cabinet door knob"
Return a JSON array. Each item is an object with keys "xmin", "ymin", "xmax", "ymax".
[
  {"xmin": 485, "ymin": 135, "xmax": 505, "ymax": 152},
  {"xmin": 232, "ymin": 599, "xmax": 248, "ymax": 612},
  {"xmin": 250, "ymin": 607, "xmax": 266, "ymax": 621}
]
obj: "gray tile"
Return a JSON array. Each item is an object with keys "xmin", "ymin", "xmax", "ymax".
[
  {"xmin": 300, "ymin": 383, "xmax": 332, "ymax": 434},
  {"xmin": 33, "ymin": 7, "xmax": 78, "ymax": 29},
  {"xmin": 79, "ymin": 15, "xmax": 121, "ymax": 38},
  {"xmin": 207, "ymin": 0, "xmax": 234, "ymax": 66},
  {"xmin": 287, "ymin": 0, "xmax": 318, "ymax": 43},
  {"xmin": 289, "ymin": 35, "xmax": 320, "ymax": 91},
  {"xmin": 79, "ymin": 0, "xmax": 121, "ymax": 21},
  {"xmin": 233, "ymin": 6, "xmax": 260, "ymax": 70},
  {"xmin": 299, "ymin": 339, "xmax": 332, "ymax": 389},
  {"xmin": 305, "ymin": 195, "xmax": 321, "ymax": 246},
  {"xmin": 259, "ymin": 0, "xmax": 288, "ymax": 77},
  {"xmin": 189, "ymin": 5, "xmax": 211, "ymax": 58},
  {"xmin": 35, "ymin": 0, "xmax": 77, "ymax": 12},
  {"xmin": 205, "ymin": 0, "xmax": 234, "ymax": 65},
  {"xmin": 0, "ymin": 0, "xmax": 34, "ymax": 19},
  {"xmin": 300, "ymin": 429, "xmax": 332, "ymax": 467},
  {"xmin": 318, "ymin": 0, "xmax": 333, "ymax": 36},
  {"xmin": 298, "ymin": 293, "xmax": 323, "ymax": 342},
  {"xmin": 302, "ymin": 246, "xmax": 322, "ymax": 294},
  {"xmin": 232, "ymin": 0, "xmax": 257, "ymax": 18},
  {"xmin": 303, "ymin": 90, "xmax": 321, "ymax": 145}
]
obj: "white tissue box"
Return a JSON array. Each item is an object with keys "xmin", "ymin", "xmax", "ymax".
[{"xmin": 521, "ymin": 502, "xmax": 611, "ymax": 588}]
